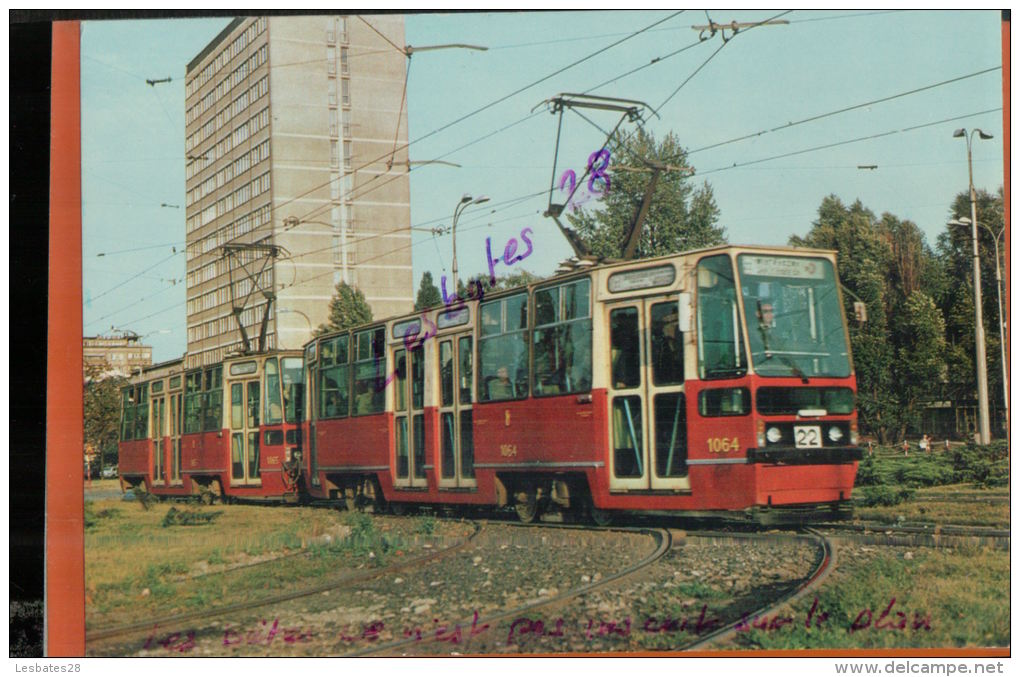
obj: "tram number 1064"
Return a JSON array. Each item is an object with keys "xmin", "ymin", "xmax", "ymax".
[{"xmin": 707, "ymin": 437, "xmax": 739, "ymax": 454}]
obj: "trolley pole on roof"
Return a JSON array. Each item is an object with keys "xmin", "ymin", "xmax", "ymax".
[{"xmin": 221, "ymin": 242, "xmax": 284, "ymax": 355}]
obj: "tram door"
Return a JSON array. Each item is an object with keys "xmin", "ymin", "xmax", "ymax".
[
  {"xmin": 169, "ymin": 392, "xmax": 182, "ymax": 483},
  {"xmin": 438, "ymin": 334, "xmax": 476, "ymax": 489},
  {"xmin": 606, "ymin": 299, "xmax": 690, "ymax": 492},
  {"xmin": 393, "ymin": 345, "xmax": 427, "ymax": 488},
  {"xmin": 152, "ymin": 395, "xmax": 166, "ymax": 485},
  {"xmin": 229, "ymin": 379, "xmax": 262, "ymax": 486}
]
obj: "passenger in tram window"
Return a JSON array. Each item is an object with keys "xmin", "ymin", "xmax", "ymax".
[
  {"xmin": 651, "ymin": 305, "xmax": 683, "ymax": 385},
  {"xmin": 487, "ymin": 366, "xmax": 516, "ymax": 400},
  {"xmin": 355, "ymin": 380, "xmax": 374, "ymax": 414}
]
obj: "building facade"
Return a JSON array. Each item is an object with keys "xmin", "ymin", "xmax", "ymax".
[
  {"xmin": 184, "ymin": 15, "xmax": 413, "ymax": 368},
  {"xmin": 83, "ymin": 334, "xmax": 153, "ymax": 379}
]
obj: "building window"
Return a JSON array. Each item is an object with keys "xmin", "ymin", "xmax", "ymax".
[
  {"xmin": 327, "ymin": 78, "xmax": 337, "ymax": 106},
  {"xmin": 327, "ymin": 46, "xmax": 336, "ymax": 74},
  {"xmin": 342, "ymin": 109, "xmax": 351, "ymax": 137},
  {"xmin": 340, "ymin": 47, "xmax": 349, "ymax": 74},
  {"xmin": 343, "ymin": 141, "xmax": 352, "ymax": 169},
  {"xmin": 341, "ymin": 78, "xmax": 350, "ymax": 106},
  {"xmin": 329, "ymin": 108, "xmax": 338, "ymax": 137},
  {"xmin": 339, "ymin": 16, "xmax": 348, "ymax": 43},
  {"xmin": 330, "ymin": 140, "xmax": 339, "ymax": 168}
]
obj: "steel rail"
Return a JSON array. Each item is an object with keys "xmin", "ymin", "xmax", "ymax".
[
  {"xmin": 347, "ymin": 522, "xmax": 672, "ymax": 656},
  {"xmin": 680, "ymin": 527, "xmax": 836, "ymax": 650}
]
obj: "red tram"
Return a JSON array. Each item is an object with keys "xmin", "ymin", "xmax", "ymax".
[
  {"xmin": 120, "ymin": 245, "xmax": 862, "ymax": 523},
  {"xmin": 119, "ymin": 351, "xmax": 305, "ymax": 503},
  {"xmin": 300, "ymin": 244, "xmax": 861, "ymax": 523}
]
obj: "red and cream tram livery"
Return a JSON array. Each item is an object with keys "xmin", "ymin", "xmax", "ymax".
[
  {"xmin": 301, "ymin": 244, "xmax": 862, "ymax": 522},
  {"xmin": 119, "ymin": 351, "xmax": 306, "ymax": 502}
]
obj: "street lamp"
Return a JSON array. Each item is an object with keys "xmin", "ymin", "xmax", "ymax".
[
  {"xmin": 949, "ymin": 215, "xmax": 1008, "ymax": 437},
  {"xmin": 451, "ymin": 194, "xmax": 490, "ymax": 291},
  {"xmin": 952, "ymin": 127, "xmax": 994, "ymax": 444}
]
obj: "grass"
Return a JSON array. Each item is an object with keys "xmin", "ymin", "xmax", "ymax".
[
  {"xmin": 723, "ymin": 545, "xmax": 1009, "ymax": 649},
  {"xmin": 84, "ymin": 501, "xmax": 462, "ymax": 631}
]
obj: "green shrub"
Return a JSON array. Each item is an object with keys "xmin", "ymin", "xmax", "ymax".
[
  {"xmin": 161, "ymin": 506, "xmax": 223, "ymax": 527},
  {"xmin": 855, "ymin": 485, "xmax": 915, "ymax": 507},
  {"xmin": 416, "ymin": 514, "xmax": 437, "ymax": 535}
]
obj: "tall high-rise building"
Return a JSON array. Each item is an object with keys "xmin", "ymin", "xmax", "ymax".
[{"xmin": 184, "ymin": 15, "xmax": 413, "ymax": 369}]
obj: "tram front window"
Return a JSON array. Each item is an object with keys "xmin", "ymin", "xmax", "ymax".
[{"xmin": 737, "ymin": 255, "xmax": 850, "ymax": 378}]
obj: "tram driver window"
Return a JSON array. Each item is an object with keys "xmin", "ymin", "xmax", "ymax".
[{"xmin": 479, "ymin": 293, "xmax": 528, "ymax": 402}]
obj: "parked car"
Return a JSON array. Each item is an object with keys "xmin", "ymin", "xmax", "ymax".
[{"xmin": 101, "ymin": 465, "xmax": 118, "ymax": 479}]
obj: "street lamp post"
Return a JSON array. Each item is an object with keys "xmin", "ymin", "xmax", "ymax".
[
  {"xmin": 952, "ymin": 127, "xmax": 994, "ymax": 444},
  {"xmin": 450, "ymin": 194, "xmax": 490, "ymax": 291},
  {"xmin": 949, "ymin": 215, "xmax": 1008, "ymax": 438}
]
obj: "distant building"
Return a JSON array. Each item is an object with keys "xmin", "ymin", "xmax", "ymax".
[
  {"xmin": 183, "ymin": 15, "xmax": 413, "ymax": 369},
  {"xmin": 83, "ymin": 334, "xmax": 152, "ymax": 379}
]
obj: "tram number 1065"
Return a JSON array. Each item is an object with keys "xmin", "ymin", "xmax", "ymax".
[{"xmin": 707, "ymin": 437, "xmax": 739, "ymax": 454}]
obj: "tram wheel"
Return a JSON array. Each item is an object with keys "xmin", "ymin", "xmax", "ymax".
[
  {"xmin": 589, "ymin": 501, "xmax": 613, "ymax": 527},
  {"xmin": 514, "ymin": 491, "xmax": 539, "ymax": 523}
]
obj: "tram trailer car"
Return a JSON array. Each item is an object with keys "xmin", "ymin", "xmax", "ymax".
[
  {"xmin": 300, "ymin": 244, "xmax": 863, "ymax": 524},
  {"xmin": 119, "ymin": 351, "xmax": 306, "ymax": 503}
]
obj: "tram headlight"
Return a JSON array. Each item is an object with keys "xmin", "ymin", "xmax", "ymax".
[
  {"xmin": 766, "ymin": 427, "xmax": 782, "ymax": 444},
  {"xmin": 828, "ymin": 426, "xmax": 844, "ymax": 443}
]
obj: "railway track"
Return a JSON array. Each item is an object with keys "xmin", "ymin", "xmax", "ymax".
[
  {"xmin": 679, "ymin": 528, "xmax": 835, "ymax": 650},
  {"xmin": 348, "ymin": 522, "xmax": 672, "ymax": 656},
  {"xmin": 818, "ymin": 520, "xmax": 1009, "ymax": 551},
  {"xmin": 86, "ymin": 520, "xmax": 484, "ymax": 649}
]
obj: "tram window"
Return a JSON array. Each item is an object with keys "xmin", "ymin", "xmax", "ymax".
[
  {"xmin": 184, "ymin": 373, "xmax": 203, "ymax": 434},
  {"xmin": 352, "ymin": 327, "xmax": 385, "ymax": 415},
  {"xmin": 411, "ymin": 346, "xmax": 425, "ymax": 410},
  {"xmin": 412, "ymin": 414, "xmax": 426, "ymax": 479},
  {"xmin": 120, "ymin": 388, "xmax": 132, "ymax": 440},
  {"xmin": 612, "ymin": 395, "xmax": 643, "ymax": 478},
  {"xmin": 440, "ymin": 341, "xmax": 454, "ymax": 407},
  {"xmin": 248, "ymin": 431, "xmax": 260, "ymax": 479},
  {"xmin": 458, "ymin": 336, "xmax": 473, "ymax": 404},
  {"xmin": 264, "ymin": 357, "xmax": 283, "ymax": 425},
  {"xmin": 651, "ymin": 302, "xmax": 684, "ymax": 385},
  {"xmin": 264, "ymin": 430, "xmax": 284, "ymax": 446},
  {"xmin": 395, "ymin": 417, "xmax": 409, "ymax": 478},
  {"xmin": 654, "ymin": 393, "xmax": 687, "ymax": 477},
  {"xmin": 440, "ymin": 412, "xmax": 455, "ymax": 479},
  {"xmin": 394, "ymin": 350, "xmax": 407, "ymax": 412},
  {"xmin": 698, "ymin": 387, "xmax": 750, "ymax": 417},
  {"xmin": 610, "ymin": 307, "xmax": 640, "ymax": 389},
  {"xmin": 247, "ymin": 382, "xmax": 260, "ymax": 429},
  {"xmin": 135, "ymin": 384, "xmax": 148, "ymax": 440},
  {"xmin": 479, "ymin": 293, "xmax": 528, "ymax": 402},
  {"xmin": 697, "ymin": 255, "xmax": 747, "ymax": 379},
  {"xmin": 231, "ymin": 383, "xmax": 243, "ymax": 429},
  {"xmin": 460, "ymin": 409, "xmax": 475, "ymax": 478},
  {"xmin": 533, "ymin": 278, "xmax": 592, "ymax": 396},
  {"xmin": 319, "ymin": 335, "xmax": 350, "ymax": 419},
  {"xmin": 204, "ymin": 367, "xmax": 223, "ymax": 432},
  {"xmin": 282, "ymin": 357, "xmax": 305, "ymax": 424}
]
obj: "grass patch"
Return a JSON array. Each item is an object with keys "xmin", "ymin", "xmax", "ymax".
[
  {"xmin": 855, "ymin": 485, "xmax": 915, "ymax": 507},
  {"xmin": 416, "ymin": 514, "xmax": 437, "ymax": 535},
  {"xmin": 84, "ymin": 504, "xmax": 121, "ymax": 531},
  {"xmin": 725, "ymin": 545, "xmax": 1009, "ymax": 649}
]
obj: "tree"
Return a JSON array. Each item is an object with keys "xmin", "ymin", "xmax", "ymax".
[
  {"xmin": 567, "ymin": 128, "xmax": 725, "ymax": 259},
  {"xmin": 414, "ymin": 271, "xmax": 443, "ymax": 311},
  {"xmin": 83, "ymin": 363, "xmax": 127, "ymax": 470},
  {"xmin": 892, "ymin": 291, "xmax": 947, "ymax": 438},
  {"xmin": 315, "ymin": 281, "xmax": 373, "ymax": 335},
  {"xmin": 935, "ymin": 187, "xmax": 1006, "ymax": 421},
  {"xmin": 790, "ymin": 196, "xmax": 897, "ymax": 442}
]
